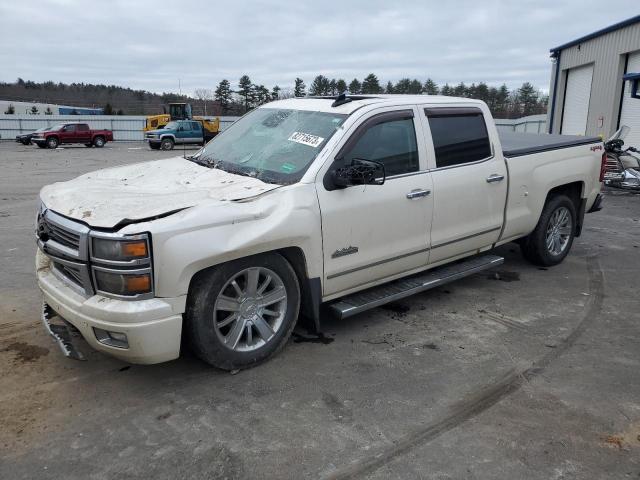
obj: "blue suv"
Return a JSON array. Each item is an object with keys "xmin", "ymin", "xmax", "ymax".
[{"xmin": 145, "ymin": 120, "xmax": 214, "ymax": 150}]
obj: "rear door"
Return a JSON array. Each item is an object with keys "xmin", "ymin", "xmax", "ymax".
[
  {"xmin": 420, "ymin": 106, "xmax": 507, "ymax": 265},
  {"xmin": 191, "ymin": 121, "xmax": 204, "ymax": 144},
  {"xmin": 76, "ymin": 124, "xmax": 91, "ymax": 143}
]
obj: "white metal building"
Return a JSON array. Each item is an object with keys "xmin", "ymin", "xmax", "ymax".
[{"xmin": 547, "ymin": 15, "xmax": 640, "ymax": 146}]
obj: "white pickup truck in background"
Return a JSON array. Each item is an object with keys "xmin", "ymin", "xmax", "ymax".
[{"xmin": 35, "ymin": 94, "xmax": 605, "ymax": 369}]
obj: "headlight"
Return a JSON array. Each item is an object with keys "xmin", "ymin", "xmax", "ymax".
[
  {"xmin": 90, "ymin": 233, "xmax": 153, "ymax": 299},
  {"xmin": 92, "ymin": 237, "xmax": 149, "ymax": 262},
  {"xmin": 93, "ymin": 268, "xmax": 152, "ymax": 296}
]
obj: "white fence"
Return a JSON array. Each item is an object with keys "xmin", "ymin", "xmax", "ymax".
[
  {"xmin": 0, "ymin": 115, "xmax": 240, "ymax": 141},
  {"xmin": 1, "ymin": 113, "xmax": 548, "ymax": 142},
  {"xmin": 495, "ymin": 114, "xmax": 547, "ymax": 134}
]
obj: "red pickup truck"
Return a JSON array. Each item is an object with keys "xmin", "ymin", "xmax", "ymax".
[{"xmin": 31, "ymin": 123, "xmax": 114, "ymax": 149}]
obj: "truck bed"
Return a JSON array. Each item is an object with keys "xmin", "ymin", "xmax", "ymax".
[{"xmin": 499, "ymin": 131, "xmax": 601, "ymax": 157}]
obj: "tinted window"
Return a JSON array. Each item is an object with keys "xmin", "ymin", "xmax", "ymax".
[
  {"xmin": 427, "ymin": 111, "xmax": 491, "ymax": 168},
  {"xmin": 343, "ymin": 118, "xmax": 419, "ymax": 176},
  {"xmin": 63, "ymin": 124, "xmax": 75, "ymax": 132},
  {"xmin": 191, "ymin": 122, "xmax": 201, "ymax": 131},
  {"xmin": 77, "ymin": 124, "xmax": 89, "ymax": 131},
  {"xmin": 180, "ymin": 122, "xmax": 191, "ymax": 131}
]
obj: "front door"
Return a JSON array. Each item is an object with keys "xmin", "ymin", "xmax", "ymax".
[
  {"xmin": 176, "ymin": 122, "xmax": 192, "ymax": 143},
  {"xmin": 59, "ymin": 124, "xmax": 76, "ymax": 143},
  {"xmin": 419, "ymin": 106, "xmax": 508, "ymax": 265},
  {"xmin": 317, "ymin": 107, "xmax": 433, "ymax": 297}
]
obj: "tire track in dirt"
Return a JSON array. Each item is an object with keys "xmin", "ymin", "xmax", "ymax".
[{"xmin": 323, "ymin": 256, "xmax": 604, "ymax": 480}]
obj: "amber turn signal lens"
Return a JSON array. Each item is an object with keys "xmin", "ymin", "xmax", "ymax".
[
  {"xmin": 121, "ymin": 240, "xmax": 148, "ymax": 258},
  {"xmin": 124, "ymin": 274, "xmax": 151, "ymax": 293}
]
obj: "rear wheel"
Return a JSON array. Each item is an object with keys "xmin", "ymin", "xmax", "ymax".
[
  {"xmin": 185, "ymin": 253, "xmax": 300, "ymax": 370},
  {"xmin": 520, "ymin": 195, "xmax": 576, "ymax": 266},
  {"xmin": 46, "ymin": 137, "xmax": 58, "ymax": 149},
  {"xmin": 93, "ymin": 136, "xmax": 105, "ymax": 148},
  {"xmin": 21, "ymin": 139, "xmax": 31, "ymax": 145},
  {"xmin": 160, "ymin": 138, "xmax": 174, "ymax": 150}
]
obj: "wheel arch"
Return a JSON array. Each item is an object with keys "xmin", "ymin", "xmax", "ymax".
[
  {"xmin": 545, "ymin": 181, "xmax": 585, "ymax": 236},
  {"xmin": 185, "ymin": 246, "xmax": 322, "ymax": 334}
]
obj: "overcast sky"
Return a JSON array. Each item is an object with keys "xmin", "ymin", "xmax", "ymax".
[{"xmin": 0, "ymin": 0, "xmax": 636, "ymax": 95}]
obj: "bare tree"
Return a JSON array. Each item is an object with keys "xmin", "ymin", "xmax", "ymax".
[{"xmin": 193, "ymin": 88, "xmax": 214, "ymax": 116}]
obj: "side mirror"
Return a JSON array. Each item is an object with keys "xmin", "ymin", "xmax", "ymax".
[{"xmin": 330, "ymin": 159, "xmax": 386, "ymax": 189}]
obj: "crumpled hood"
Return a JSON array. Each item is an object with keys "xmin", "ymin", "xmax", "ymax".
[{"xmin": 40, "ymin": 157, "xmax": 281, "ymax": 228}]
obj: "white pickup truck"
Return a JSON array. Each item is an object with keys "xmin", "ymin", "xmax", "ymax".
[{"xmin": 36, "ymin": 95, "xmax": 605, "ymax": 369}]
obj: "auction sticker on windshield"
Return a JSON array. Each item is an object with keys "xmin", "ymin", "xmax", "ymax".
[{"xmin": 288, "ymin": 132, "xmax": 324, "ymax": 148}]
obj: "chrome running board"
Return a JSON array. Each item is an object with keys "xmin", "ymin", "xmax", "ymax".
[{"xmin": 329, "ymin": 255, "xmax": 504, "ymax": 319}]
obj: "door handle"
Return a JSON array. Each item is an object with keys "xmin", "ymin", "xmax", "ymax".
[
  {"xmin": 406, "ymin": 189, "xmax": 431, "ymax": 199},
  {"xmin": 486, "ymin": 174, "xmax": 505, "ymax": 183}
]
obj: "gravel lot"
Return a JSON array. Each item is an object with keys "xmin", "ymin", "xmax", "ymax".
[{"xmin": 0, "ymin": 141, "xmax": 639, "ymax": 479}]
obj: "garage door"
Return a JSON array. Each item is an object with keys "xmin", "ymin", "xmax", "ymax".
[
  {"xmin": 562, "ymin": 64, "xmax": 594, "ymax": 135},
  {"xmin": 619, "ymin": 51, "xmax": 640, "ymax": 147}
]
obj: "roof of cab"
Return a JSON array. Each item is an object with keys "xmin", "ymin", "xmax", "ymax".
[{"xmin": 262, "ymin": 95, "xmax": 483, "ymax": 115}]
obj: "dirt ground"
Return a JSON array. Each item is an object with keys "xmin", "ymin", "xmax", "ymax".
[{"xmin": 0, "ymin": 141, "xmax": 639, "ymax": 479}]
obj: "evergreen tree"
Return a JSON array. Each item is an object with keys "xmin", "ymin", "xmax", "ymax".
[
  {"xmin": 517, "ymin": 82, "xmax": 539, "ymax": 116},
  {"xmin": 30, "ymin": 105, "xmax": 39, "ymax": 114},
  {"xmin": 103, "ymin": 103, "xmax": 114, "ymax": 115},
  {"xmin": 117, "ymin": 109, "xmax": 124, "ymax": 115},
  {"xmin": 440, "ymin": 84, "xmax": 453, "ymax": 96},
  {"xmin": 453, "ymin": 82, "xmax": 468, "ymax": 97},
  {"xmin": 361, "ymin": 73, "xmax": 382, "ymax": 94},
  {"xmin": 408, "ymin": 79, "xmax": 423, "ymax": 94},
  {"xmin": 4, "ymin": 104, "xmax": 15, "ymax": 114},
  {"xmin": 494, "ymin": 84, "xmax": 510, "ymax": 117},
  {"xmin": 214, "ymin": 79, "xmax": 233, "ymax": 113},
  {"xmin": 423, "ymin": 78, "xmax": 439, "ymax": 95},
  {"xmin": 329, "ymin": 79, "xmax": 337, "ymax": 95},
  {"xmin": 335, "ymin": 79, "xmax": 347, "ymax": 94},
  {"xmin": 348, "ymin": 78, "xmax": 361, "ymax": 94},
  {"xmin": 255, "ymin": 85, "xmax": 271, "ymax": 105},
  {"xmin": 310, "ymin": 75, "xmax": 330, "ymax": 96},
  {"xmin": 237, "ymin": 75, "xmax": 253, "ymax": 112},
  {"xmin": 44, "ymin": 106, "xmax": 53, "ymax": 115},
  {"xmin": 386, "ymin": 81, "xmax": 394, "ymax": 94},
  {"xmin": 294, "ymin": 78, "xmax": 306, "ymax": 97},
  {"xmin": 271, "ymin": 85, "xmax": 281, "ymax": 101},
  {"xmin": 394, "ymin": 78, "xmax": 411, "ymax": 94}
]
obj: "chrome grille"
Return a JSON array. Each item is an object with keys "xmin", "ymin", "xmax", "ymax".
[
  {"xmin": 46, "ymin": 220, "xmax": 81, "ymax": 250},
  {"xmin": 52, "ymin": 261, "xmax": 83, "ymax": 287},
  {"xmin": 38, "ymin": 209, "xmax": 93, "ymax": 295}
]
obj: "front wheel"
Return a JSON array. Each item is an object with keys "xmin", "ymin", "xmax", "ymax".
[
  {"xmin": 160, "ymin": 138, "xmax": 174, "ymax": 150},
  {"xmin": 46, "ymin": 137, "xmax": 58, "ymax": 149},
  {"xmin": 185, "ymin": 253, "xmax": 300, "ymax": 370},
  {"xmin": 520, "ymin": 195, "xmax": 576, "ymax": 266}
]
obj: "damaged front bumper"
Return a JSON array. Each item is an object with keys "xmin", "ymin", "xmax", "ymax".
[{"xmin": 38, "ymin": 249, "xmax": 185, "ymax": 364}]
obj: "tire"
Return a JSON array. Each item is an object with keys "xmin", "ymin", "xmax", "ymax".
[
  {"xmin": 93, "ymin": 136, "xmax": 105, "ymax": 148},
  {"xmin": 85, "ymin": 143, "xmax": 93, "ymax": 148},
  {"xmin": 36, "ymin": 143, "xmax": 46, "ymax": 149},
  {"xmin": 149, "ymin": 143, "xmax": 160, "ymax": 150},
  {"xmin": 185, "ymin": 252, "xmax": 301, "ymax": 370},
  {"xmin": 21, "ymin": 139, "xmax": 31, "ymax": 145},
  {"xmin": 520, "ymin": 194, "xmax": 576, "ymax": 266},
  {"xmin": 160, "ymin": 137, "xmax": 174, "ymax": 150},
  {"xmin": 46, "ymin": 137, "xmax": 58, "ymax": 149}
]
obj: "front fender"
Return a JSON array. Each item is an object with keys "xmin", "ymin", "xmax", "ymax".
[{"xmin": 123, "ymin": 184, "xmax": 323, "ymax": 299}]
